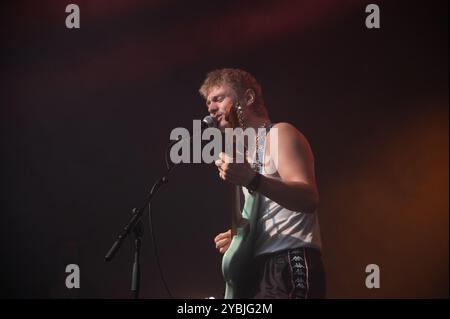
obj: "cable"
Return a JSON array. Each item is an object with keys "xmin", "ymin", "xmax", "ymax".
[
  {"xmin": 145, "ymin": 142, "xmax": 180, "ymax": 298},
  {"xmin": 147, "ymin": 179, "xmax": 174, "ymax": 299}
]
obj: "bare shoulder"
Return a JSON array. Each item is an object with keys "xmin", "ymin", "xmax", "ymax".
[
  {"xmin": 268, "ymin": 122, "xmax": 316, "ymax": 184},
  {"xmin": 271, "ymin": 122, "xmax": 311, "ymax": 147}
]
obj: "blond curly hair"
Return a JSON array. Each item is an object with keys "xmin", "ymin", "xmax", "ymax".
[{"xmin": 199, "ymin": 68, "xmax": 268, "ymax": 116}]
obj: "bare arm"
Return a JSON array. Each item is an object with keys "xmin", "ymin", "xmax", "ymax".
[{"xmin": 257, "ymin": 123, "xmax": 319, "ymax": 213}]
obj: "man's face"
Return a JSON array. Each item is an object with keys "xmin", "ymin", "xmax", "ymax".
[{"xmin": 206, "ymin": 85, "xmax": 237, "ymax": 131}]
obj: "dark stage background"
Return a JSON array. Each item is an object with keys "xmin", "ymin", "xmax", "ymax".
[{"xmin": 1, "ymin": 0, "xmax": 448, "ymax": 298}]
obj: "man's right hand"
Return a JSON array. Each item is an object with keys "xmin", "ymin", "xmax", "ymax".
[{"xmin": 214, "ymin": 229, "xmax": 232, "ymax": 254}]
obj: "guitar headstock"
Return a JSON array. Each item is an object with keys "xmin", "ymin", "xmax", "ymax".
[{"xmin": 224, "ymin": 102, "xmax": 243, "ymax": 129}]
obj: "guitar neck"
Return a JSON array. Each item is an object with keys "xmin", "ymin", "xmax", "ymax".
[{"xmin": 230, "ymin": 185, "xmax": 241, "ymax": 236}]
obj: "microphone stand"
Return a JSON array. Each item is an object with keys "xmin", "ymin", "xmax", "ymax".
[
  {"xmin": 104, "ymin": 176, "xmax": 168, "ymax": 262},
  {"xmin": 104, "ymin": 176, "xmax": 168, "ymax": 298},
  {"xmin": 131, "ymin": 210, "xmax": 143, "ymax": 299},
  {"xmin": 104, "ymin": 117, "xmax": 215, "ymax": 298},
  {"xmin": 104, "ymin": 135, "xmax": 186, "ymax": 299}
]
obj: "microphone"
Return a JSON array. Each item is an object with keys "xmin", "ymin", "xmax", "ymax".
[{"xmin": 201, "ymin": 115, "xmax": 217, "ymax": 130}]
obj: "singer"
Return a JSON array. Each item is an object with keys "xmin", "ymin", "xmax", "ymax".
[{"xmin": 199, "ymin": 68, "xmax": 326, "ymax": 299}]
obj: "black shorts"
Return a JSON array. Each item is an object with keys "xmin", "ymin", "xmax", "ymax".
[{"xmin": 253, "ymin": 247, "xmax": 326, "ymax": 299}]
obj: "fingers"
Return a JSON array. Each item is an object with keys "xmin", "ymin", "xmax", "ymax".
[
  {"xmin": 219, "ymin": 243, "xmax": 231, "ymax": 254},
  {"xmin": 215, "ymin": 158, "xmax": 240, "ymax": 183},
  {"xmin": 219, "ymin": 152, "xmax": 233, "ymax": 164},
  {"xmin": 214, "ymin": 229, "xmax": 231, "ymax": 242},
  {"xmin": 216, "ymin": 152, "xmax": 254, "ymax": 186},
  {"xmin": 215, "ymin": 159, "xmax": 227, "ymax": 172},
  {"xmin": 215, "ymin": 158, "xmax": 230, "ymax": 183},
  {"xmin": 214, "ymin": 230, "xmax": 232, "ymax": 254},
  {"xmin": 215, "ymin": 237, "xmax": 230, "ymax": 249}
]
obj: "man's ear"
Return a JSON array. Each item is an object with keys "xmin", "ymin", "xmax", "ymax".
[{"xmin": 244, "ymin": 89, "xmax": 256, "ymax": 106}]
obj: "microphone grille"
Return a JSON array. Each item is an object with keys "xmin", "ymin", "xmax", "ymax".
[{"xmin": 202, "ymin": 115, "xmax": 217, "ymax": 128}]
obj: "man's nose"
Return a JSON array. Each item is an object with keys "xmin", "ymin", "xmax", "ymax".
[{"xmin": 208, "ymin": 103, "xmax": 218, "ymax": 115}]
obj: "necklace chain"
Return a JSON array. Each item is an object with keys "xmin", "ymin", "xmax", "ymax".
[
  {"xmin": 252, "ymin": 121, "xmax": 270, "ymax": 172},
  {"xmin": 234, "ymin": 103, "xmax": 270, "ymax": 172}
]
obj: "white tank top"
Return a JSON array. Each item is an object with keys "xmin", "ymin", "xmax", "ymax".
[{"xmin": 243, "ymin": 125, "xmax": 322, "ymax": 256}]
